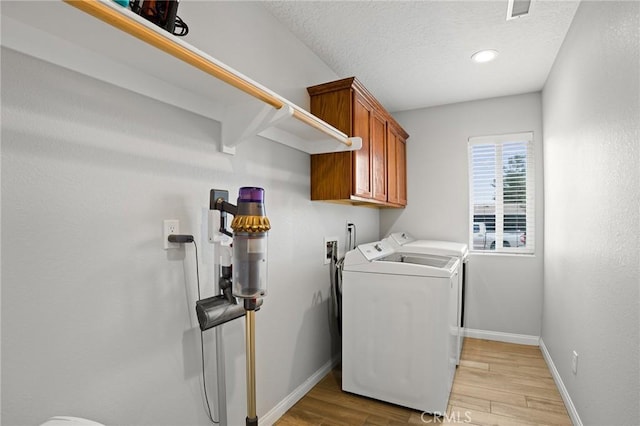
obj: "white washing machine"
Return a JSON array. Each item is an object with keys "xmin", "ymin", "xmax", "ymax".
[
  {"xmin": 384, "ymin": 232, "xmax": 469, "ymax": 364},
  {"xmin": 342, "ymin": 239, "xmax": 460, "ymax": 415}
]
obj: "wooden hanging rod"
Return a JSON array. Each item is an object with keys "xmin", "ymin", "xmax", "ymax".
[{"xmin": 292, "ymin": 107, "xmax": 352, "ymax": 145}]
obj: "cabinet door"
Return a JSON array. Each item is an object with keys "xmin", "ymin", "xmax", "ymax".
[
  {"xmin": 387, "ymin": 128, "xmax": 399, "ymax": 204},
  {"xmin": 352, "ymin": 93, "xmax": 372, "ymax": 199},
  {"xmin": 371, "ymin": 110, "xmax": 387, "ymax": 202},
  {"xmin": 397, "ymin": 135, "xmax": 407, "ymax": 206}
]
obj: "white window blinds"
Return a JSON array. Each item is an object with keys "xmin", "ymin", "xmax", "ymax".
[{"xmin": 468, "ymin": 132, "xmax": 535, "ymax": 254}]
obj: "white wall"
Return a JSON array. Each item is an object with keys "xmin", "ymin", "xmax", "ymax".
[
  {"xmin": 0, "ymin": 3, "xmax": 379, "ymax": 425},
  {"xmin": 381, "ymin": 93, "xmax": 544, "ymax": 337},
  {"xmin": 541, "ymin": 1, "xmax": 639, "ymax": 424}
]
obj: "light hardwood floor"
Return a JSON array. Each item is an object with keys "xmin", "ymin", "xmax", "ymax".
[{"xmin": 275, "ymin": 338, "xmax": 571, "ymax": 425}]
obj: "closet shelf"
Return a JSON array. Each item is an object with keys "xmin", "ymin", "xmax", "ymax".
[{"xmin": 1, "ymin": 0, "xmax": 361, "ymax": 155}]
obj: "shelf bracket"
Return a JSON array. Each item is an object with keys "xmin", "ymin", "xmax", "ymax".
[{"xmin": 221, "ymin": 102, "xmax": 294, "ymax": 155}]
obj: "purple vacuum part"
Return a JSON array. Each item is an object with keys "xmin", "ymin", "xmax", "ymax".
[{"xmin": 238, "ymin": 187, "xmax": 264, "ymax": 203}]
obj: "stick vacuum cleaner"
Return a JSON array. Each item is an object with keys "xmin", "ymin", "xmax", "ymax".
[{"xmin": 196, "ymin": 187, "xmax": 270, "ymax": 426}]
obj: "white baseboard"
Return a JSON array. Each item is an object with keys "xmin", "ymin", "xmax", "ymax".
[
  {"xmin": 464, "ymin": 328, "xmax": 540, "ymax": 346},
  {"xmin": 539, "ymin": 339, "xmax": 583, "ymax": 426},
  {"xmin": 261, "ymin": 355, "xmax": 340, "ymax": 426}
]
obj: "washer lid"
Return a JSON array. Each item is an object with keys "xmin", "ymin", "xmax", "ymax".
[
  {"xmin": 402, "ymin": 240, "xmax": 469, "ymax": 258},
  {"xmin": 344, "ymin": 251, "xmax": 459, "ymax": 278},
  {"xmin": 40, "ymin": 418, "xmax": 104, "ymax": 426},
  {"xmin": 381, "ymin": 253, "xmax": 454, "ymax": 268},
  {"xmin": 385, "ymin": 232, "xmax": 468, "ymax": 258}
]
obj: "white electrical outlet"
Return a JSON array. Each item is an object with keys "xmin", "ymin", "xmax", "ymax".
[
  {"xmin": 164, "ymin": 219, "xmax": 180, "ymax": 249},
  {"xmin": 346, "ymin": 219, "xmax": 353, "ymax": 231},
  {"xmin": 324, "ymin": 236, "xmax": 338, "ymax": 265},
  {"xmin": 346, "ymin": 220, "xmax": 356, "ymax": 250},
  {"xmin": 571, "ymin": 350, "xmax": 579, "ymax": 374}
]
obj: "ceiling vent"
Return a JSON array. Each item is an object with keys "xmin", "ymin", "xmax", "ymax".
[{"xmin": 506, "ymin": 0, "xmax": 531, "ymax": 20}]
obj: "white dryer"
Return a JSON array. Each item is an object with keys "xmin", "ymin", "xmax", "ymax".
[
  {"xmin": 342, "ymin": 240, "xmax": 459, "ymax": 415},
  {"xmin": 385, "ymin": 232, "xmax": 469, "ymax": 364}
]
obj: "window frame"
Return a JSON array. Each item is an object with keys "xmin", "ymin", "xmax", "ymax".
[{"xmin": 468, "ymin": 132, "xmax": 535, "ymax": 255}]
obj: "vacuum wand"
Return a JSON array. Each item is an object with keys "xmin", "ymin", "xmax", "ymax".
[{"xmin": 245, "ymin": 300, "xmax": 259, "ymax": 426}]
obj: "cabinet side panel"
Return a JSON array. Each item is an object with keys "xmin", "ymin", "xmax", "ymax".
[
  {"xmin": 309, "ymin": 89, "xmax": 352, "ymax": 135},
  {"xmin": 310, "ymin": 88, "xmax": 353, "ymax": 200},
  {"xmin": 310, "ymin": 152, "xmax": 352, "ymax": 200}
]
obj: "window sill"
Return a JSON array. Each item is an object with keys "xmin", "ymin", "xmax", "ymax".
[{"xmin": 469, "ymin": 250, "xmax": 537, "ymax": 258}]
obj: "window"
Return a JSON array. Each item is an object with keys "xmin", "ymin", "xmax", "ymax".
[{"xmin": 468, "ymin": 132, "xmax": 535, "ymax": 254}]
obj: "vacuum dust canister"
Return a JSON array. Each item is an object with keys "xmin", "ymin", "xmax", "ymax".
[{"xmin": 231, "ymin": 187, "xmax": 270, "ymax": 299}]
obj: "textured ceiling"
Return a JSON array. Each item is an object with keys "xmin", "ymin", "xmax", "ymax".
[{"xmin": 262, "ymin": 1, "xmax": 580, "ymax": 112}]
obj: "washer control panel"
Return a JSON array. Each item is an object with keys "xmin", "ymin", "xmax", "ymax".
[
  {"xmin": 390, "ymin": 231, "xmax": 416, "ymax": 246},
  {"xmin": 357, "ymin": 240, "xmax": 395, "ymax": 262}
]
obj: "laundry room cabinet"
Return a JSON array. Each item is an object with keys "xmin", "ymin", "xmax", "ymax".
[{"xmin": 307, "ymin": 77, "xmax": 409, "ymax": 207}]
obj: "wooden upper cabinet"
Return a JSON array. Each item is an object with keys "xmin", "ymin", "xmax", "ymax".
[{"xmin": 308, "ymin": 77, "xmax": 408, "ymax": 207}]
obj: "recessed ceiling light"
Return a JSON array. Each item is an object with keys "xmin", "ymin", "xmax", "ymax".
[{"xmin": 471, "ymin": 49, "xmax": 499, "ymax": 63}]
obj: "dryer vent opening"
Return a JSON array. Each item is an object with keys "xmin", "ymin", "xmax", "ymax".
[{"xmin": 507, "ymin": 0, "xmax": 531, "ymax": 20}]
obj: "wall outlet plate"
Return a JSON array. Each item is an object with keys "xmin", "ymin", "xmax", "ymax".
[
  {"xmin": 164, "ymin": 219, "xmax": 179, "ymax": 249},
  {"xmin": 324, "ymin": 236, "xmax": 338, "ymax": 265}
]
